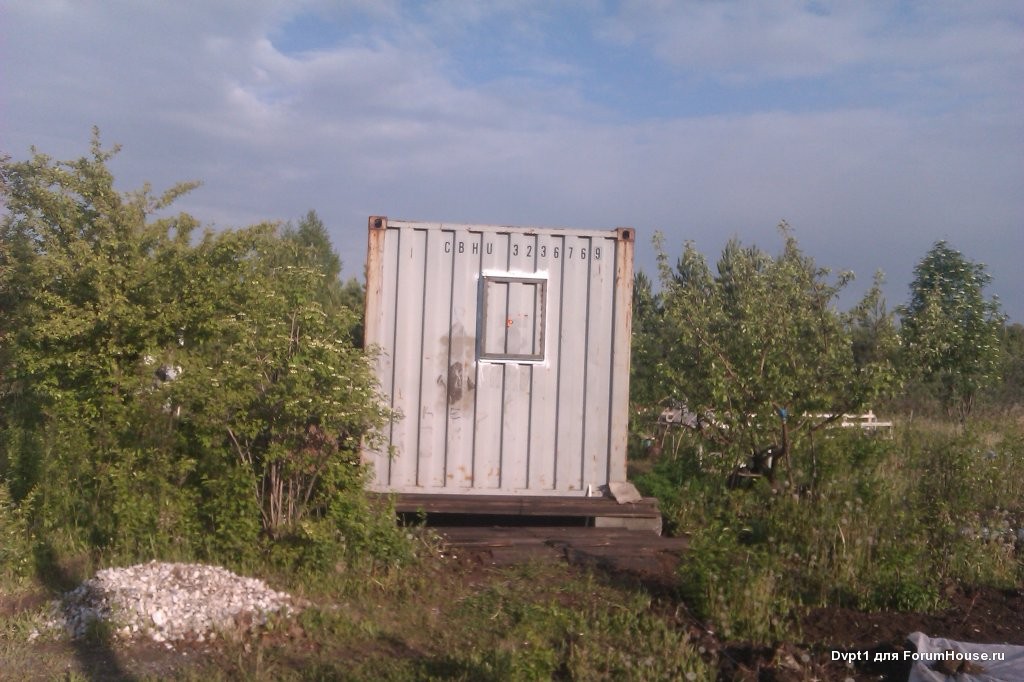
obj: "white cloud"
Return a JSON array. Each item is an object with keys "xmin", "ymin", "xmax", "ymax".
[
  {"xmin": 599, "ymin": 0, "xmax": 1024, "ymax": 109},
  {"xmin": 599, "ymin": 1, "xmax": 877, "ymax": 79},
  {"xmin": 2, "ymin": 1, "xmax": 1021, "ymax": 318}
]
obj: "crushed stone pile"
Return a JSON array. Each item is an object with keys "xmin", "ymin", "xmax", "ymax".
[{"xmin": 52, "ymin": 560, "xmax": 301, "ymax": 644}]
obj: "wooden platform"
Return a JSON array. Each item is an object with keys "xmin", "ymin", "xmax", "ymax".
[
  {"xmin": 375, "ymin": 493, "xmax": 684, "ymax": 579},
  {"xmin": 383, "ymin": 492, "xmax": 661, "ymax": 517},
  {"xmin": 436, "ymin": 526, "xmax": 689, "ymax": 576},
  {"xmin": 376, "ymin": 491, "xmax": 663, "ymax": 532}
]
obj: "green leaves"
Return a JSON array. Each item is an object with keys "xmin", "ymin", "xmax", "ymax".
[
  {"xmin": 181, "ymin": 237, "xmax": 383, "ymax": 533},
  {"xmin": 899, "ymin": 241, "xmax": 1004, "ymax": 422},
  {"xmin": 0, "ymin": 132, "xmax": 397, "ymax": 565},
  {"xmin": 644, "ymin": 223, "xmax": 899, "ymax": 469}
]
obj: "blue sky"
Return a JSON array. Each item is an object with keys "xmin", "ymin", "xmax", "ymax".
[{"xmin": 3, "ymin": 0, "xmax": 1022, "ymax": 320}]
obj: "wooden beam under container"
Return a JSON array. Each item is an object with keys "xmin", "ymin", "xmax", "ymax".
[{"xmin": 374, "ymin": 492, "xmax": 662, "ymax": 519}]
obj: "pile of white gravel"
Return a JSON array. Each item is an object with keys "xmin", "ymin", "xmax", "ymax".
[{"xmin": 48, "ymin": 561, "xmax": 302, "ymax": 644}]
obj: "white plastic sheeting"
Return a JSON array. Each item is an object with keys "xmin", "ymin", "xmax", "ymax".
[{"xmin": 907, "ymin": 631, "xmax": 1024, "ymax": 682}]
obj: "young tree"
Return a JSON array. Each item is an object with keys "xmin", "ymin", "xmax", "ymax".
[
  {"xmin": 899, "ymin": 241, "xmax": 1003, "ymax": 423},
  {"xmin": 630, "ymin": 271, "xmax": 669, "ymax": 408},
  {"xmin": 849, "ymin": 272, "xmax": 900, "ymax": 370},
  {"xmin": 281, "ymin": 210, "xmax": 342, "ymax": 302},
  {"xmin": 653, "ymin": 224, "xmax": 899, "ymax": 483},
  {"xmin": 992, "ymin": 323, "xmax": 1024, "ymax": 410},
  {"xmin": 281, "ymin": 210, "xmax": 365, "ymax": 346},
  {"xmin": 337, "ymin": 277, "xmax": 366, "ymax": 347}
]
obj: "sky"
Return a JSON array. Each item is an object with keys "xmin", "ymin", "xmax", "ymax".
[{"xmin": 3, "ymin": 1, "xmax": 1022, "ymax": 321}]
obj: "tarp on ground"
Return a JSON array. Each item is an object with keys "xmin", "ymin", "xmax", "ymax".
[{"xmin": 907, "ymin": 631, "xmax": 1024, "ymax": 682}]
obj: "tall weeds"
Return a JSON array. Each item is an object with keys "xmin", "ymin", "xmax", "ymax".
[{"xmin": 636, "ymin": 419, "xmax": 1024, "ymax": 643}]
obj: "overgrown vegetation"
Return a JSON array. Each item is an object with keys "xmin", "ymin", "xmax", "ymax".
[
  {"xmin": 899, "ymin": 240, "xmax": 1005, "ymax": 423},
  {"xmin": 1, "ymin": 134, "xmax": 1022, "ymax": 678},
  {"xmin": 643, "ymin": 225, "xmax": 900, "ymax": 482},
  {"xmin": 632, "ymin": 422, "xmax": 1024, "ymax": 642},
  {"xmin": 1, "ymin": 554, "xmax": 715, "ymax": 681},
  {"xmin": 628, "ymin": 228, "xmax": 1022, "ymax": 644},
  {"xmin": 0, "ymin": 131, "xmax": 404, "ymax": 573}
]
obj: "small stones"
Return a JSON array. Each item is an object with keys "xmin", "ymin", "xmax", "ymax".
[{"xmin": 52, "ymin": 560, "xmax": 299, "ymax": 644}]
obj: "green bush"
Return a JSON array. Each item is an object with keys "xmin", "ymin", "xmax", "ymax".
[
  {"xmin": 0, "ymin": 486, "xmax": 33, "ymax": 582},
  {"xmin": 643, "ymin": 422, "xmax": 1024, "ymax": 641},
  {"xmin": 0, "ymin": 132, "xmax": 406, "ymax": 570}
]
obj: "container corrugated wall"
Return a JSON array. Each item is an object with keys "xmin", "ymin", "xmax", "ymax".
[{"xmin": 363, "ymin": 217, "xmax": 634, "ymax": 496}]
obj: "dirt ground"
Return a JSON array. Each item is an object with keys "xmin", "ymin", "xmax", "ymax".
[
  {"xmin": 703, "ymin": 585, "xmax": 1024, "ymax": 681},
  {"xmin": 3, "ymin": 535, "xmax": 1021, "ymax": 681},
  {"xmin": 451, "ymin": 529, "xmax": 1024, "ymax": 681},
  {"xmin": 798, "ymin": 586, "xmax": 1024, "ymax": 681}
]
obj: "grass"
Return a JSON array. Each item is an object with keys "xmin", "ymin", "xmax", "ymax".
[
  {"xmin": 0, "ymin": 417, "xmax": 1021, "ymax": 679},
  {"xmin": 635, "ymin": 417, "xmax": 1024, "ymax": 642},
  {"xmin": 262, "ymin": 559, "xmax": 710, "ymax": 681},
  {"xmin": 0, "ymin": 547, "xmax": 710, "ymax": 681}
]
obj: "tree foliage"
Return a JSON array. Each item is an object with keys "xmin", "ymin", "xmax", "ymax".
[
  {"xmin": 0, "ymin": 132, "xmax": 202, "ymax": 550},
  {"xmin": 172, "ymin": 226, "xmax": 389, "ymax": 542},
  {"xmin": 991, "ymin": 323, "xmax": 1024, "ymax": 409},
  {"xmin": 898, "ymin": 241, "xmax": 1003, "ymax": 422},
  {"xmin": 646, "ymin": 224, "xmax": 899, "ymax": 478},
  {"xmin": 629, "ymin": 271, "xmax": 667, "ymax": 409},
  {"xmin": 0, "ymin": 131, "xmax": 398, "ymax": 565},
  {"xmin": 279, "ymin": 210, "xmax": 365, "ymax": 346}
]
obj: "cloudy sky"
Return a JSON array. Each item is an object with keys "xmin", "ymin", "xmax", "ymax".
[{"xmin": 3, "ymin": 1, "xmax": 1022, "ymax": 320}]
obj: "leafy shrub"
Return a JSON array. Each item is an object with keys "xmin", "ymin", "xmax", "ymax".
[
  {"xmin": 0, "ymin": 486, "xmax": 33, "ymax": 581},
  {"xmin": 0, "ymin": 132, "xmax": 405, "ymax": 569},
  {"xmin": 644, "ymin": 422, "xmax": 1024, "ymax": 641}
]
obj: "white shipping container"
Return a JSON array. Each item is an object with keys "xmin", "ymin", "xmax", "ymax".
[{"xmin": 363, "ymin": 217, "xmax": 634, "ymax": 496}]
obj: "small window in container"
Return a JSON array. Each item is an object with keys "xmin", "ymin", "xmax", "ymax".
[{"xmin": 479, "ymin": 275, "xmax": 547, "ymax": 362}]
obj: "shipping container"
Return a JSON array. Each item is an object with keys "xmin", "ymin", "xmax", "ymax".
[{"xmin": 362, "ymin": 217, "xmax": 634, "ymax": 497}]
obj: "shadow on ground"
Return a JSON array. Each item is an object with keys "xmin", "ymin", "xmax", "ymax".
[{"xmin": 34, "ymin": 542, "xmax": 135, "ymax": 682}]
